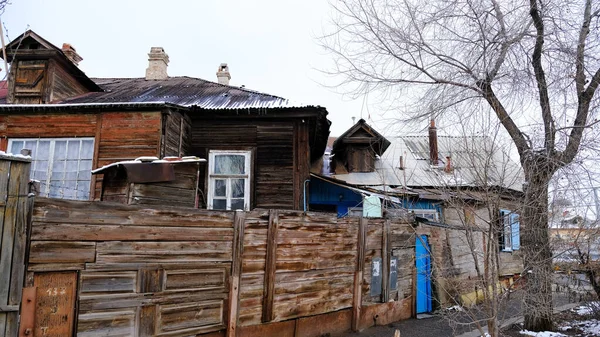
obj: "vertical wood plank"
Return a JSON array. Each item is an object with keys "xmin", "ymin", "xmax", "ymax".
[
  {"xmin": 382, "ymin": 220, "xmax": 390, "ymax": 303},
  {"xmin": 18, "ymin": 287, "xmax": 37, "ymax": 337},
  {"xmin": 137, "ymin": 305, "xmax": 157, "ymax": 337},
  {"xmin": 352, "ymin": 217, "xmax": 367, "ymax": 331},
  {"xmin": 262, "ymin": 209, "xmax": 279, "ymax": 322},
  {"xmin": 227, "ymin": 211, "xmax": 245, "ymax": 337},
  {"xmin": 33, "ymin": 272, "xmax": 78, "ymax": 337},
  {"xmin": 90, "ymin": 113, "xmax": 102, "ymax": 200}
]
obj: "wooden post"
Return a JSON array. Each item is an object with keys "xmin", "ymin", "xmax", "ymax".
[
  {"xmin": 0, "ymin": 159, "xmax": 31, "ymax": 336},
  {"xmin": 382, "ymin": 220, "xmax": 390, "ymax": 303},
  {"xmin": 262, "ymin": 210, "xmax": 279, "ymax": 322},
  {"xmin": 352, "ymin": 217, "xmax": 367, "ymax": 331},
  {"xmin": 18, "ymin": 287, "xmax": 36, "ymax": 337},
  {"xmin": 227, "ymin": 211, "xmax": 246, "ymax": 337}
]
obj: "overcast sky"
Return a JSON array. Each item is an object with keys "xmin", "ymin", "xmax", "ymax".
[{"xmin": 1, "ymin": 0, "xmax": 398, "ymax": 136}]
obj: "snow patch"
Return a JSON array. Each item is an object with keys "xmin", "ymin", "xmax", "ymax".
[{"xmin": 519, "ymin": 330, "xmax": 567, "ymax": 336}]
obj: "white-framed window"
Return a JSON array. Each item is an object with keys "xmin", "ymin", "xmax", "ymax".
[
  {"xmin": 8, "ymin": 138, "xmax": 94, "ymax": 200},
  {"xmin": 207, "ymin": 150, "xmax": 251, "ymax": 211},
  {"xmin": 499, "ymin": 209, "xmax": 520, "ymax": 251},
  {"xmin": 412, "ymin": 209, "xmax": 440, "ymax": 222}
]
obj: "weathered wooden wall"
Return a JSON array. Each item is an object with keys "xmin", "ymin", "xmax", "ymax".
[
  {"xmin": 0, "ymin": 111, "xmax": 163, "ymax": 200},
  {"xmin": 27, "ymin": 198, "xmax": 425, "ymax": 336},
  {"xmin": 0, "ymin": 156, "xmax": 32, "ymax": 337},
  {"xmin": 100, "ymin": 162, "xmax": 201, "ymax": 208},
  {"xmin": 190, "ymin": 119, "xmax": 309, "ymax": 210},
  {"xmin": 161, "ymin": 111, "xmax": 192, "ymax": 158}
]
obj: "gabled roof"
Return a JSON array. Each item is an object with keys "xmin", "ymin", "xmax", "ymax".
[
  {"xmin": 332, "ymin": 119, "xmax": 390, "ymax": 155},
  {"xmin": 2, "ymin": 30, "xmax": 100, "ymax": 92}
]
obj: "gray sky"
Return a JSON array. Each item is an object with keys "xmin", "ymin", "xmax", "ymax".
[{"xmin": 1, "ymin": 0, "xmax": 390, "ymax": 136}]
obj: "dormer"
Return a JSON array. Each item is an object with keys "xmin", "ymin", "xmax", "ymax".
[
  {"xmin": 332, "ymin": 119, "xmax": 390, "ymax": 173},
  {"xmin": 2, "ymin": 30, "xmax": 100, "ymax": 104}
]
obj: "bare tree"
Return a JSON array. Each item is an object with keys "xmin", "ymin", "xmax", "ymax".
[{"xmin": 321, "ymin": 0, "xmax": 600, "ymax": 331}]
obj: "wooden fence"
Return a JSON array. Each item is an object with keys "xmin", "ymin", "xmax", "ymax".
[
  {"xmin": 23, "ymin": 198, "xmax": 444, "ymax": 337},
  {"xmin": 0, "ymin": 155, "xmax": 32, "ymax": 337}
]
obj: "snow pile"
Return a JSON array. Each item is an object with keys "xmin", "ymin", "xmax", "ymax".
[
  {"xmin": 0, "ymin": 150, "xmax": 31, "ymax": 160},
  {"xmin": 571, "ymin": 319, "xmax": 600, "ymax": 335},
  {"xmin": 573, "ymin": 305, "xmax": 594, "ymax": 316},
  {"xmin": 519, "ymin": 331, "xmax": 567, "ymax": 336}
]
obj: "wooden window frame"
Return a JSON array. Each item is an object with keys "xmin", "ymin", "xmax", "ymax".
[
  {"xmin": 207, "ymin": 150, "xmax": 252, "ymax": 211},
  {"xmin": 8, "ymin": 137, "xmax": 94, "ymax": 200}
]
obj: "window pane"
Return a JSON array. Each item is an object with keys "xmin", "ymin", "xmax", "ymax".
[
  {"xmin": 54, "ymin": 141, "xmax": 67, "ymax": 160},
  {"xmin": 9, "ymin": 141, "xmax": 23, "ymax": 154},
  {"xmin": 231, "ymin": 179, "xmax": 245, "ymax": 198},
  {"xmin": 51, "ymin": 160, "xmax": 66, "ymax": 180},
  {"xmin": 213, "ymin": 199, "xmax": 227, "ymax": 210},
  {"xmin": 79, "ymin": 160, "xmax": 92, "ymax": 179},
  {"xmin": 231, "ymin": 199, "xmax": 245, "ymax": 210},
  {"xmin": 76, "ymin": 181, "xmax": 90, "ymax": 200},
  {"xmin": 63, "ymin": 180, "xmax": 76, "ymax": 199},
  {"xmin": 67, "ymin": 140, "xmax": 81, "ymax": 159},
  {"xmin": 36, "ymin": 141, "xmax": 50, "ymax": 160},
  {"xmin": 33, "ymin": 160, "xmax": 48, "ymax": 181},
  {"xmin": 24, "ymin": 140, "xmax": 37, "ymax": 156},
  {"xmin": 65, "ymin": 160, "xmax": 79, "ymax": 180},
  {"xmin": 49, "ymin": 180, "xmax": 63, "ymax": 198},
  {"xmin": 214, "ymin": 179, "xmax": 226, "ymax": 197},
  {"xmin": 214, "ymin": 155, "xmax": 245, "ymax": 174},
  {"xmin": 81, "ymin": 140, "xmax": 94, "ymax": 159}
]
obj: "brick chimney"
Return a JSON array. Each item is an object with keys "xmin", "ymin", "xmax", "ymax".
[
  {"xmin": 145, "ymin": 47, "xmax": 169, "ymax": 80},
  {"xmin": 61, "ymin": 43, "xmax": 83, "ymax": 66},
  {"xmin": 216, "ymin": 63, "xmax": 231, "ymax": 85},
  {"xmin": 429, "ymin": 119, "xmax": 439, "ymax": 165}
]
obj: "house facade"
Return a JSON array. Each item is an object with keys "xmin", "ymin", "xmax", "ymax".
[
  {"xmin": 310, "ymin": 118, "xmax": 525, "ymax": 306},
  {"xmin": 0, "ymin": 30, "xmax": 330, "ymax": 210}
]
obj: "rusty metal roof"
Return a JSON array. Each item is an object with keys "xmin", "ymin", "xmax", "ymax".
[{"xmin": 54, "ymin": 76, "xmax": 313, "ymax": 110}]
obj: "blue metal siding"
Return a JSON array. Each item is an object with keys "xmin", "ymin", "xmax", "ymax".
[{"xmin": 309, "ymin": 178, "xmax": 362, "ymax": 217}]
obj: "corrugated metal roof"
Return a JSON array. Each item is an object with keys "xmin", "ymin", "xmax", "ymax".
[
  {"xmin": 331, "ymin": 136, "xmax": 524, "ymax": 192},
  {"xmin": 53, "ymin": 76, "xmax": 314, "ymax": 110}
]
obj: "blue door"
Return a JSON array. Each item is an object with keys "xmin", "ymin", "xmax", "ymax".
[{"xmin": 416, "ymin": 235, "xmax": 432, "ymax": 313}]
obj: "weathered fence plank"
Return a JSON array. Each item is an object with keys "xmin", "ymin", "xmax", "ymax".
[
  {"xmin": 227, "ymin": 211, "xmax": 246, "ymax": 337},
  {"xmin": 262, "ymin": 209, "xmax": 279, "ymax": 322}
]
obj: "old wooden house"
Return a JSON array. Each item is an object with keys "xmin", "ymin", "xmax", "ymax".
[
  {"xmin": 0, "ymin": 30, "xmax": 330, "ymax": 210},
  {"xmin": 310, "ymin": 118, "xmax": 525, "ymax": 306}
]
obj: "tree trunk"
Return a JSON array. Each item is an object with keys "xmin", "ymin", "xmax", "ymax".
[{"xmin": 522, "ymin": 160, "xmax": 555, "ymax": 331}]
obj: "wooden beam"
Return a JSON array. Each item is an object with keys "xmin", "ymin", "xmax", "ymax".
[
  {"xmin": 18, "ymin": 287, "xmax": 36, "ymax": 337},
  {"xmin": 352, "ymin": 217, "xmax": 367, "ymax": 331},
  {"xmin": 382, "ymin": 220, "xmax": 390, "ymax": 303},
  {"xmin": 90, "ymin": 113, "xmax": 102, "ymax": 201},
  {"xmin": 262, "ymin": 209, "xmax": 279, "ymax": 322},
  {"xmin": 227, "ymin": 210, "xmax": 246, "ymax": 337}
]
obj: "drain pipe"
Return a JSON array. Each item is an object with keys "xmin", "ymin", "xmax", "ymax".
[{"xmin": 303, "ymin": 179, "xmax": 310, "ymax": 212}]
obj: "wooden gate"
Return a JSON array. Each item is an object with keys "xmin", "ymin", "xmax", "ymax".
[{"xmin": 0, "ymin": 155, "xmax": 32, "ymax": 336}]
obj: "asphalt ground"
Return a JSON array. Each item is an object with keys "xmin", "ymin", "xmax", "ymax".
[{"xmin": 342, "ymin": 291, "xmax": 575, "ymax": 337}]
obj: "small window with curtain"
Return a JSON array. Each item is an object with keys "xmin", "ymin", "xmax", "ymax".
[
  {"xmin": 8, "ymin": 138, "xmax": 94, "ymax": 200},
  {"xmin": 207, "ymin": 150, "xmax": 251, "ymax": 211}
]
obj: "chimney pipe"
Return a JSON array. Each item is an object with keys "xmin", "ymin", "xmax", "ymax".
[
  {"xmin": 145, "ymin": 47, "xmax": 169, "ymax": 80},
  {"xmin": 444, "ymin": 156, "xmax": 452, "ymax": 173},
  {"xmin": 216, "ymin": 63, "xmax": 231, "ymax": 85},
  {"xmin": 61, "ymin": 43, "xmax": 83, "ymax": 66},
  {"xmin": 429, "ymin": 119, "xmax": 438, "ymax": 165}
]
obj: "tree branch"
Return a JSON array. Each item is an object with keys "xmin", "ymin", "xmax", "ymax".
[{"xmin": 529, "ymin": 0, "xmax": 556, "ymax": 153}]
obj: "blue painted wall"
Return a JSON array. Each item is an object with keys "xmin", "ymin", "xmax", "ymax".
[
  {"xmin": 309, "ymin": 178, "xmax": 362, "ymax": 217},
  {"xmin": 309, "ymin": 178, "xmax": 444, "ymax": 219}
]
